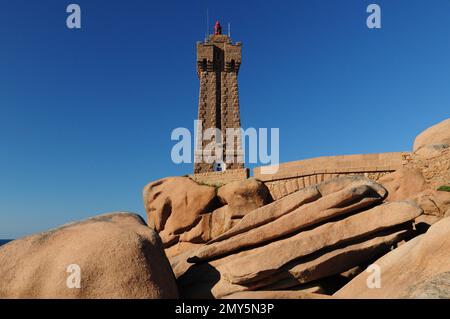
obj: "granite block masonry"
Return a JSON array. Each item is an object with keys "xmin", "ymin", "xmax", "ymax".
[{"xmin": 194, "ymin": 23, "xmax": 244, "ymax": 174}]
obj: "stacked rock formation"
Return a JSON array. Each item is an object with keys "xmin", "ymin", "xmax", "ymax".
[
  {"xmin": 140, "ymin": 118, "xmax": 450, "ymax": 299},
  {"xmin": 143, "ymin": 177, "xmax": 272, "ymax": 258},
  {"xmin": 413, "ymin": 118, "xmax": 450, "ymax": 154},
  {"xmin": 143, "ymin": 176, "xmax": 425, "ymax": 298}
]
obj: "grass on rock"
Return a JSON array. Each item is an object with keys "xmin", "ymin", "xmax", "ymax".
[{"xmin": 437, "ymin": 185, "xmax": 450, "ymax": 192}]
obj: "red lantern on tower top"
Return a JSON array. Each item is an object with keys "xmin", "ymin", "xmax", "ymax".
[{"xmin": 214, "ymin": 21, "xmax": 222, "ymax": 35}]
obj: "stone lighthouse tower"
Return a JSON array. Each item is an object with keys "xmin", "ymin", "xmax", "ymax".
[{"xmin": 194, "ymin": 21, "xmax": 244, "ymax": 173}]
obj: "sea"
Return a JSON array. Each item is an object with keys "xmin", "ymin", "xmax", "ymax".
[{"xmin": 0, "ymin": 239, "xmax": 12, "ymax": 247}]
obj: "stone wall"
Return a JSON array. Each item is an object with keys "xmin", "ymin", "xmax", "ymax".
[
  {"xmin": 189, "ymin": 168, "xmax": 249, "ymax": 187},
  {"xmin": 254, "ymin": 152, "xmax": 407, "ymax": 200},
  {"xmin": 189, "ymin": 148, "xmax": 449, "ymax": 198},
  {"xmin": 253, "ymin": 149, "xmax": 450, "ymax": 200},
  {"xmin": 403, "ymin": 147, "xmax": 450, "ymax": 189}
]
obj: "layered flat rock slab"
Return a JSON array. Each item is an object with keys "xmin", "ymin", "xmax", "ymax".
[
  {"xmin": 208, "ymin": 184, "xmax": 321, "ymax": 244},
  {"xmin": 413, "ymin": 118, "xmax": 450, "ymax": 152},
  {"xmin": 221, "ymin": 290, "xmax": 331, "ymax": 299},
  {"xmin": 335, "ymin": 216, "xmax": 450, "ymax": 298},
  {"xmin": 257, "ymin": 229, "xmax": 411, "ymax": 291},
  {"xmin": 209, "ymin": 176, "xmax": 386, "ymax": 244},
  {"xmin": 190, "ymin": 180, "xmax": 388, "ymax": 262},
  {"xmin": 184, "ymin": 229, "xmax": 411, "ymax": 298},
  {"xmin": 217, "ymin": 201, "xmax": 422, "ymax": 285},
  {"xmin": 0, "ymin": 213, "xmax": 178, "ymax": 299}
]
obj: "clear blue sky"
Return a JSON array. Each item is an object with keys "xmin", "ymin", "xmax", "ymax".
[{"xmin": 1, "ymin": 0, "xmax": 449, "ymax": 239}]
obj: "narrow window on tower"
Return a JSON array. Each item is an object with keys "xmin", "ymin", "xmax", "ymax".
[
  {"xmin": 202, "ymin": 59, "xmax": 207, "ymax": 71},
  {"xmin": 230, "ymin": 60, "xmax": 236, "ymax": 72}
]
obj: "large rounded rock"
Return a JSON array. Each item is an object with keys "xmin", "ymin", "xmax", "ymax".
[
  {"xmin": 0, "ymin": 213, "xmax": 178, "ymax": 299},
  {"xmin": 411, "ymin": 189, "xmax": 450, "ymax": 218},
  {"xmin": 334, "ymin": 217, "xmax": 450, "ymax": 298},
  {"xmin": 378, "ymin": 168, "xmax": 427, "ymax": 202},
  {"xmin": 413, "ymin": 118, "xmax": 450, "ymax": 152},
  {"xmin": 217, "ymin": 178, "xmax": 272, "ymax": 218},
  {"xmin": 143, "ymin": 177, "xmax": 218, "ymax": 246},
  {"xmin": 414, "ymin": 144, "xmax": 449, "ymax": 158}
]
